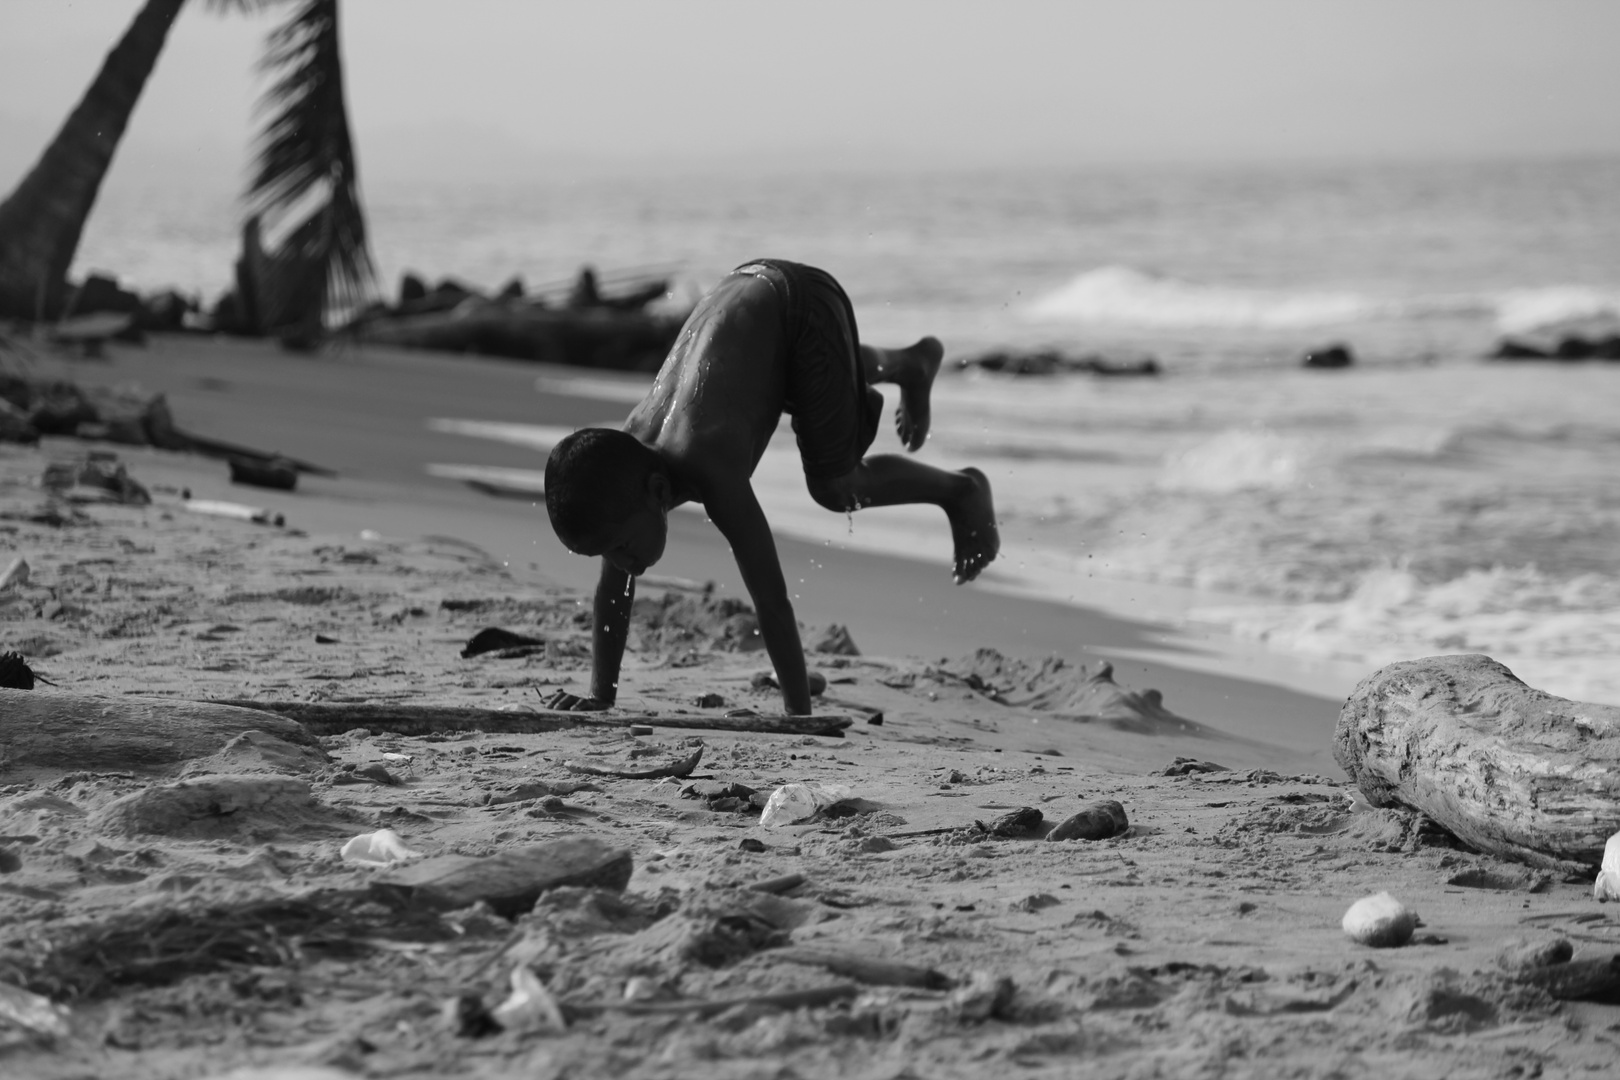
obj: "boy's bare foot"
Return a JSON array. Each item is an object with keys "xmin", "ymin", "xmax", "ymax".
[
  {"xmin": 890, "ymin": 336, "xmax": 943, "ymax": 452},
  {"xmin": 947, "ymin": 467, "xmax": 999, "ymax": 584}
]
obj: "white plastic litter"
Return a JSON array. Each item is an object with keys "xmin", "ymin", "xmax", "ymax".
[
  {"xmin": 491, "ymin": 966, "xmax": 567, "ymax": 1033},
  {"xmin": 0, "ymin": 557, "xmax": 29, "ymax": 593},
  {"xmin": 758, "ymin": 782, "xmax": 856, "ymax": 828},
  {"xmin": 1594, "ymin": 832, "xmax": 1620, "ymax": 902},
  {"xmin": 0, "ymin": 979, "xmax": 72, "ymax": 1044},
  {"xmin": 1341, "ymin": 891, "xmax": 1417, "ymax": 947},
  {"xmin": 339, "ymin": 828, "xmax": 421, "ymax": 868}
]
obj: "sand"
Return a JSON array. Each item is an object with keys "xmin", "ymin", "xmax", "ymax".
[{"xmin": 2, "ymin": 339, "xmax": 1618, "ymax": 1078}]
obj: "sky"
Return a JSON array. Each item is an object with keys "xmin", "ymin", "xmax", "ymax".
[{"xmin": 2, "ymin": 0, "xmax": 1619, "ymax": 197}]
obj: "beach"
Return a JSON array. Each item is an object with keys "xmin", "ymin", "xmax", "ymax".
[{"xmin": 4, "ymin": 334, "xmax": 1620, "ymax": 1077}]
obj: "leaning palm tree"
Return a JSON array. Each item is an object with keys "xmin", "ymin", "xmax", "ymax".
[{"xmin": 0, "ymin": 0, "xmax": 371, "ymax": 331}]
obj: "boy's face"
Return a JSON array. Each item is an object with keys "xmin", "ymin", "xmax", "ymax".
[{"xmin": 574, "ymin": 502, "xmax": 667, "ymax": 577}]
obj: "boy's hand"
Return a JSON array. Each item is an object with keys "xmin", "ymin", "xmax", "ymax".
[{"xmin": 542, "ymin": 689, "xmax": 610, "ymax": 712}]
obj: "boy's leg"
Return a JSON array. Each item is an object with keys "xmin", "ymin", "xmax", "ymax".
[
  {"xmin": 859, "ymin": 337, "xmax": 942, "ymax": 452},
  {"xmin": 807, "ymin": 456, "xmax": 999, "ymax": 584}
]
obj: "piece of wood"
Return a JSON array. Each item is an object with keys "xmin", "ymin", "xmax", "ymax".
[
  {"xmin": 1511, "ymin": 955, "xmax": 1620, "ymax": 1001},
  {"xmin": 564, "ymin": 748, "xmax": 703, "ymax": 780},
  {"xmin": 206, "ymin": 700, "xmax": 853, "ymax": 738},
  {"xmin": 0, "ymin": 690, "xmax": 318, "ymax": 772},
  {"xmin": 768, "ymin": 946, "xmax": 953, "ymax": 990},
  {"xmin": 370, "ymin": 837, "xmax": 632, "ymax": 917},
  {"xmin": 1334, "ymin": 654, "xmax": 1620, "ymax": 869},
  {"xmin": 562, "ymin": 984, "xmax": 860, "ymax": 1020}
]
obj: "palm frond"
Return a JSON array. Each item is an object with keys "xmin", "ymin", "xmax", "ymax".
[{"xmin": 246, "ymin": 0, "xmax": 372, "ymax": 318}]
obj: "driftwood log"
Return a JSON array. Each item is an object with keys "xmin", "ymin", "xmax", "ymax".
[
  {"xmin": 0, "ymin": 690, "xmax": 316, "ymax": 772},
  {"xmin": 1334, "ymin": 654, "xmax": 1620, "ymax": 869},
  {"xmin": 207, "ymin": 700, "xmax": 853, "ymax": 738}
]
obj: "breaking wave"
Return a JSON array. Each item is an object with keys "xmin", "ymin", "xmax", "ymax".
[{"xmin": 1024, "ymin": 265, "xmax": 1620, "ymax": 333}]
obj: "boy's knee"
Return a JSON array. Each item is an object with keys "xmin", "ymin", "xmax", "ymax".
[{"xmin": 807, "ymin": 473, "xmax": 857, "ymax": 513}]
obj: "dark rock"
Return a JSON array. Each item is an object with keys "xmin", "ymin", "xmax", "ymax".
[
  {"xmin": 138, "ymin": 289, "xmax": 196, "ymax": 331},
  {"xmin": 229, "ymin": 456, "xmax": 299, "ymax": 491},
  {"xmin": 0, "ymin": 399, "xmax": 38, "ymax": 444},
  {"xmin": 0, "ymin": 651, "xmax": 35, "ymax": 689},
  {"xmin": 398, "ymin": 272, "xmax": 428, "ymax": 305},
  {"xmin": 956, "ymin": 349, "xmax": 1160, "ymax": 378},
  {"xmin": 810, "ymin": 624, "xmax": 860, "ymax": 656},
  {"xmin": 1496, "ymin": 936, "xmax": 1574, "ymax": 973},
  {"xmin": 461, "ymin": 627, "xmax": 545, "ymax": 658},
  {"xmin": 66, "ymin": 273, "xmax": 143, "ymax": 318},
  {"xmin": 977, "ymin": 807, "xmax": 1043, "ymax": 838},
  {"xmin": 1491, "ymin": 338, "xmax": 1549, "ymax": 359},
  {"xmin": 495, "ymin": 277, "xmax": 524, "ymax": 301},
  {"xmin": 1049, "ymin": 800, "xmax": 1128, "ymax": 841},
  {"xmin": 1554, "ymin": 336, "xmax": 1595, "ymax": 359},
  {"xmin": 1302, "ymin": 344, "xmax": 1354, "ymax": 369}
]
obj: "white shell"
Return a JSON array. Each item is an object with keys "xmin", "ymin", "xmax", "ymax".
[
  {"xmin": 1595, "ymin": 832, "xmax": 1620, "ymax": 901},
  {"xmin": 1342, "ymin": 891, "xmax": 1417, "ymax": 947},
  {"xmin": 339, "ymin": 828, "xmax": 421, "ymax": 867}
]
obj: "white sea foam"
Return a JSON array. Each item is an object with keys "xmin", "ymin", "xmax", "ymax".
[
  {"xmin": 1024, "ymin": 265, "xmax": 1620, "ymax": 335},
  {"xmin": 1158, "ymin": 429, "xmax": 1309, "ymax": 493}
]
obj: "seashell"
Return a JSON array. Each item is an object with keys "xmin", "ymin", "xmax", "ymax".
[{"xmin": 1342, "ymin": 891, "xmax": 1417, "ymax": 947}]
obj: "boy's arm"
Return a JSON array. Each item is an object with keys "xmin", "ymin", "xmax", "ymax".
[
  {"xmin": 703, "ymin": 479, "xmax": 813, "ymax": 715},
  {"xmin": 546, "ymin": 558, "xmax": 632, "ymax": 711}
]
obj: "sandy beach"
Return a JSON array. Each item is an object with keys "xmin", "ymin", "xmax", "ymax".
[{"xmin": 3, "ymin": 336, "xmax": 1618, "ymax": 1078}]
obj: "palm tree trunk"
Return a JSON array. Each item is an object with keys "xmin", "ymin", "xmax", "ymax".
[{"xmin": 0, "ymin": 0, "xmax": 187, "ymax": 321}]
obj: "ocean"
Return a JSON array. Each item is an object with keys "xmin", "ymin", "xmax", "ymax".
[{"xmin": 73, "ymin": 157, "xmax": 1620, "ymax": 703}]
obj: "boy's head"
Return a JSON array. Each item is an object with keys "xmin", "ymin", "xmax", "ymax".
[{"xmin": 544, "ymin": 428, "xmax": 669, "ymax": 575}]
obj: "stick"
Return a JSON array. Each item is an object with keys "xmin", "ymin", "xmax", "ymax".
[
  {"xmin": 748, "ymin": 873, "xmax": 807, "ymax": 895},
  {"xmin": 205, "ymin": 700, "xmax": 852, "ymax": 738},
  {"xmin": 563, "ymin": 748, "xmax": 703, "ymax": 780},
  {"xmin": 560, "ymin": 984, "xmax": 859, "ymax": 1021},
  {"xmin": 766, "ymin": 947, "xmax": 953, "ymax": 990},
  {"xmin": 176, "ymin": 429, "xmax": 337, "ymax": 477}
]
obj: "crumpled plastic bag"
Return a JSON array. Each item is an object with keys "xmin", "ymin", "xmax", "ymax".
[
  {"xmin": 339, "ymin": 828, "xmax": 421, "ymax": 867},
  {"xmin": 758, "ymin": 782, "xmax": 855, "ymax": 828},
  {"xmin": 1595, "ymin": 832, "xmax": 1620, "ymax": 902}
]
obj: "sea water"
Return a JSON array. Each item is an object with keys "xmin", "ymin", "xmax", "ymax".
[{"xmin": 71, "ymin": 158, "xmax": 1620, "ymax": 702}]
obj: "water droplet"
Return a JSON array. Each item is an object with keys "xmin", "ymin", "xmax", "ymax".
[{"xmin": 624, "ymin": 577, "xmax": 632, "ymax": 597}]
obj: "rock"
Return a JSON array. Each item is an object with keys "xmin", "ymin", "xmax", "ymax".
[
  {"xmin": 86, "ymin": 775, "xmax": 351, "ymax": 840},
  {"xmin": 810, "ymin": 623, "xmax": 860, "ymax": 656},
  {"xmin": 1512, "ymin": 955, "xmax": 1620, "ymax": 1001},
  {"xmin": 1495, "ymin": 936, "xmax": 1574, "ymax": 973},
  {"xmin": 495, "ymin": 277, "xmax": 525, "ymax": 301},
  {"xmin": 954, "ymin": 348, "xmax": 1159, "ymax": 377},
  {"xmin": 978, "ymin": 807, "xmax": 1043, "ymax": 838},
  {"xmin": 1595, "ymin": 832, "xmax": 1620, "ymax": 901},
  {"xmin": 228, "ymin": 456, "xmax": 299, "ymax": 491},
  {"xmin": 1335, "ymin": 654, "xmax": 1620, "ymax": 869},
  {"xmin": 398, "ymin": 272, "xmax": 428, "ymax": 305},
  {"xmin": 371, "ymin": 837, "xmax": 633, "ymax": 916},
  {"xmin": 0, "ymin": 650, "xmax": 36, "ymax": 690},
  {"xmin": 1341, "ymin": 891, "xmax": 1416, "ymax": 947},
  {"xmin": 42, "ymin": 453, "xmax": 151, "ymax": 504},
  {"xmin": 460, "ymin": 626, "xmax": 545, "ymax": 658},
  {"xmin": 66, "ymin": 272, "xmax": 143, "ymax": 318},
  {"xmin": 1162, "ymin": 757, "xmax": 1228, "ymax": 776},
  {"xmin": 750, "ymin": 669, "xmax": 827, "ymax": 695},
  {"xmin": 1302, "ymin": 344, "xmax": 1354, "ymax": 369},
  {"xmin": 1048, "ymin": 800, "xmax": 1128, "ymax": 841}
]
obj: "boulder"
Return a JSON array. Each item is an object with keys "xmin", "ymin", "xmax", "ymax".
[
  {"xmin": 1334, "ymin": 654, "xmax": 1620, "ymax": 869},
  {"xmin": 1302, "ymin": 344, "xmax": 1354, "ymax": 369}
]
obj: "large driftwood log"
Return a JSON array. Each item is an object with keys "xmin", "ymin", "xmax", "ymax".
[
  {"xmin": 1334, "ymin": 654, "xmax": 1620, "ymax": 869},
  {"xmin": 207, "ymin": 700, "xmax": 853, "ymax": 738},
  {"xmin": 0, "ymin": 690, "xmax": 317, "ymax": 772}
]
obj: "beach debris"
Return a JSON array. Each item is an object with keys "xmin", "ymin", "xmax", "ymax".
[
  {"xmin": 340, "ymin": 829, "xmax": 422, "ymax": 868},
  {"xmin": 0, "ymin": 979, "xmax": 74, "ymax": 1046},
  {"xmin": 1302, "ymin": 343, "xmax": 1355, "ymax": 369},
  {"xmin": 750, "ymin": 668, "xmax": 828, "ymax": 696},
  {"xmin": 810, "ymin": 624, "xmax": 861, "ymax": 655},
  {"xmin": 759, "ymin": 782, "xmax": 857, "ymax": 827},
  {"xmin": 1511, "ymin": 955, "xmax": 1620, "ymax": 1001},
  {"xmin": 682, "ymin": 780, "xmax": 765, "ymax": 815},
  {"xmin": 0, "ymin": 651, "xmax": 37, "ymax": 690},
  {"xmin": 42, "ymin": 452, "xmax": 151, "ymax": 505},
  {"xmin": 371, "ymin": 837, "xmax": 633, "ymax": 916},
  {"xmin": 975, "ymin": 807, "xmax": 1044, "ymax": 838},
  {"xmin": 628, "ymin": 723, "xmax": 653, "ymax": 736},
  {"xmin": 0, "ymin": 398, "xmax": 39, "ymax": 444},
  {"xmin": 1341, "ymin": 892, "xmax": 1417, "ymax": 948},
  {"xmin": 86, "ymin": 775, "xmax": 353, "ymax": 841},
  {"xmin": 1336, "ymin": 654, "xmax": 1620, "ymax": 870},
  {"xmin": 183, "ymin": 497, "xmax": 285, "ymax": 527},
  {"xmin": 1049, "ymin": 800, "xmax": 1129, "ymax": 841},
  {"xmin": 768, "ymin": 947, "xmax": 951, "ymax": 990},
  {"xmin": 485, "ymin": 779, "xmax": 602, "ymax": 806},
  {"xmin": 0, "ymin": 691, "xmax": 315, "ymax": 771},
  {"xmin": 1162, "ymin": 757, "xmax": 1228, "ymax": 776},
  {"xmin": 632, "ymin": 591, "xmax": 764, "ymax": 653},
  {"xmin": 1594, "ymin": 832, "xmax": 1620, "ymax": 901},
  {"xmin": 1495, "ymin": 936, "xmax": 1574, "ymax": 974},
  {"xmin": 209, "ymin": 697, "xmax": 853, "ymax": 738},
  {"xmin": 0, "ymin": 556, "xmax": 28, "ymax": 592},
  {"xmin": 489, "ymin": 965, "xmax": 568, "ymax": 1033},
  {"xmin": 564, "ymin": 747, "xmax": 703, "ymax": 780},
  {"xmin": 748, "ymin": 873, "xmax": 808, "ymax": 895},
  {"xmin": 227, "ymin": 455, "xmax": 298, "ymax": 491},
  {"xmin": 1445, "ymin": 864, "xmax": 1551, "ymax": 892},
  {"xmin": 460, "ymin": 626, "xmax": 545, "ymax": 658},
  {"xmin": 693, "ymin": 692, "xmax": 726, "ymax": 707}
]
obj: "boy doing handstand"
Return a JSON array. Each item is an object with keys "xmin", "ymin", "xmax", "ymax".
[{"xmin": 543, "ymin": 259, "xmax": 999, "ymax": 716}]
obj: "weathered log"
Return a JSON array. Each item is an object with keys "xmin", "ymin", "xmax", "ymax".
[
  {"xmin": 768, "ymin": 946, "xmax": 952, "ymax": 990},
  {"xmin": 0, "ymin": 690, "xmax": 317, "ymax": 772},
  {"xmin": 1334, "ymin": 655, "xmax": 1620, "ymax": 869},
  {"xmin": 206, "ymin": 699, "xmax": 853, "ymax": 738}
]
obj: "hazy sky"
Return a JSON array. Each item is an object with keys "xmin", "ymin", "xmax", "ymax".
[{"xmin": 3, "ymin": 0, "xmax": 1618, "ymax": 195}]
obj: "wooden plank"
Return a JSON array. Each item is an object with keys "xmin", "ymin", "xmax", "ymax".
[{"xmin": 206, "ymin": 700, "xmax": 853, "ymax": 738}]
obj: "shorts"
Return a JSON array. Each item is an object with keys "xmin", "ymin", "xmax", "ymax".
[{"xmin": 731, "ymin": 258, "xmax": 882, "ymax": 480}]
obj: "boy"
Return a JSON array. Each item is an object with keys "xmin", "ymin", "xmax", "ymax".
[{"xmin": 543, "ymin": 258, "xmax": 998, "ymax": 716}]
